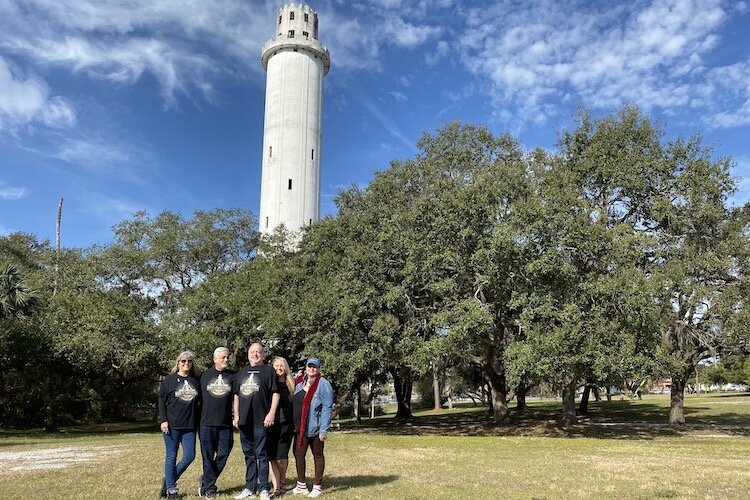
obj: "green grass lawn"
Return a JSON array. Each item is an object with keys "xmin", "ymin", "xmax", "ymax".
[{"xmin": 1, "ymin": 393, "xmax": 749, "ymax": 500}]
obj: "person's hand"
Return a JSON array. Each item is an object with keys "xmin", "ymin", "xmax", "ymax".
[
  {"xmin": 319, "ymin": 433, "xmax": 327, "ymax": 442},
  {"xmin": 263, "ymin": 412, "xmax": 275, "ymax": 428},
  {"xmin": 160, "ymin": 421, "xmax": 169, "ymax": 434},
  {"xmin": 233, "ymin": 416, "xmax": 240, "ymax": 429}
]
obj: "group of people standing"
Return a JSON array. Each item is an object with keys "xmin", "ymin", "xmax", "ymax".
[{"xmin": 157, "ymin": 343, "xmax": 334, "ymax": 500}]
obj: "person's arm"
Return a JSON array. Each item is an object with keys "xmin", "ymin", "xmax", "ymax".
[
  {"xmin": 264, "ymin": 392, "xmax": 280, "ymax": 427},
  {"xmin": 233, "ymin": 394, "xmax": 240, "ymax": 429},
  {"xmin": 318, "ymin": 379, "xmax": 334, "ymax": 440},
  {"xmin": 158, "ymin": 377, "xmax": 170, "ymax": 433}
]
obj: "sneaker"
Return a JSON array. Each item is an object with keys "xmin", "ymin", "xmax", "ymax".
[
  {"xmin": 159, "ymin": 477, "xmax": 167, "ymax": 499},
  {"xmin": 234, "ymin": 489, "xmax": 256, "ymax": 499},
  {"xmin": 166, "ymin": 489, "xmax": 180, "ymax": 500},
  {"xmin": 260, "ymin": 490, "xmax": 271, "ymax": 500},
  {"xmin": 307, "ymin": 487, "xmax": 323, "ymax": 498},
  {"xmin": 198, "ymin": 475, "xmax": 205, "ymax": 497},
  {"xmin": 292, "ymin": 483, "xmax": 309, "ymax": 496},
  {"xmin": 205, "ymin": 491, "xmax": 217, "ymax": 500}
]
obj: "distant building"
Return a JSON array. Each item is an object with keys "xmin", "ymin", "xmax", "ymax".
[{"xmin": 258, "ymin": 4, "xmax": 330, "ymax": 239}]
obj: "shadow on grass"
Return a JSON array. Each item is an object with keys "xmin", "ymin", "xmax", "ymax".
[
  {"xmin": 325, "ymin": 474, "xmax": 399, "ymax": 493},
  {"xmin": 224, "ymin": 475, "xmax": 399, "ymax": 496},
  {"xmin": 338, "ymin": 399, "xmax": 750, "ymax": 440},
  {"xmin": 0, "ymin": 421, "xmax": 156, "ymax": 444}
]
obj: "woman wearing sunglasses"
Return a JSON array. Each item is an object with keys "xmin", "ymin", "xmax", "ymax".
[{"xmin": 158, "ymin": 350, "xmax": 201, "ymax": 499}]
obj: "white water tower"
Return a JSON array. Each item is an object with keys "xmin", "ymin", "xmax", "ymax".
[{"xmin": 259, "ymin": 4, "xmax": 330, "ymax": 238}]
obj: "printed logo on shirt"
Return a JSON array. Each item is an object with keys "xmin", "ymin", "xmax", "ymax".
[
  {"xmin": 239, "ymin": 372, "xmax": 259, "ymax": 396},
  {"xmin": 176, "ymin": 380, "xmax": 198, "ymax": 402},
  {"xmin": 207, "ymin": 374, "xmax": 231, "ymax": 397}
]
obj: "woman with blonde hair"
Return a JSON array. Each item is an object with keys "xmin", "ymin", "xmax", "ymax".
[
  {"xmin": 158, "ymin": 350, "xmax": 201, "ymax": 499},
  {"xmin": 267, "ymin": 356, "xmax": 296, "ymax": 497}
]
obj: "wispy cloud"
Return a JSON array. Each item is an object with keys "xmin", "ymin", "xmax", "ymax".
[
  {"xmin": 455, "ymin": 0, "xmax": 747, "ymax": 129},
  {"xmin": 0, "ymin": 0, "xmax": 277, "ymax": 110},
  {"xmin": 320, "ymin": 1, "xmax": 443, "ymax": 71},
  {"xmin": 17, "ymin": 133, "xmax": 155, "ymax": 186},
  {"xmin": 0, "ymin": 182, "xmax": 27, "ymax": 200},
  {"xmin": 0, "ymin": 55, "xmax": 76, "ymax": 131},
  {"xmin": 83, "ymin": 192, "xmax": 155, "ymax": 226},
  {"xmin": 389, "ymin": 91, "xmax": 407, "ymax": 102},
  {"xmin": 357, "ymin": 94, "xmax": 415, "ymax": 151}
]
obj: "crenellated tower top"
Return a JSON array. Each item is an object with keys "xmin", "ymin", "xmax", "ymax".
[{"xmin": 261, "ymin": 4, "xmax": 330, "ymax": 75}]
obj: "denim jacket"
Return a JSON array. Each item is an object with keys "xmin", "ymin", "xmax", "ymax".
[{"xmin": 294, "ymin": 376, "xmax": 334, "ymax": 437}]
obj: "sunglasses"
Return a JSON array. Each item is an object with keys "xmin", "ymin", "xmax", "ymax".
[{"xmin": 179, "ymin": 359, "xmax": 193, "ymax": 364}]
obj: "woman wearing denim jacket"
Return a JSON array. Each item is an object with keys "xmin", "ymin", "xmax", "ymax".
[{"xmin": 291, "ymin": 357, "xmax": 333, "ymax": 498}]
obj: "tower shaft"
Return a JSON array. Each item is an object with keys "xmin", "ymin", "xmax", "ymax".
[{"xmin": 259, "ymin": 4, "xmax": 330, "ymax": 237}]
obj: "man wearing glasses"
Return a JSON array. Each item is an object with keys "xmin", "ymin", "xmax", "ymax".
[{"xmin": 232, "ymin": 343, "xmax": 280, "ymax": 500}]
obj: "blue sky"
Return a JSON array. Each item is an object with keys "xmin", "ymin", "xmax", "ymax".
[{"xmin": 1, "ymin": 0, "xmax": 749, "ymax": 248}]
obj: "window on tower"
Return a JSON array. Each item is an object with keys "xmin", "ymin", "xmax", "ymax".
[
  {"xmin": 265, "ymin": 217, "xmax": 269, "ymax": 228},
  {"xmin": 311, "ymin": 149, "xmax": 315, "ymax": 160},
  {"xmin": 288, "ymin": 30, "xmax": 294, "ymax": 38},
  {"xmin": 304, "ymin": 13, "xmax": 309, "ymax": 22},
  {"xmin": 290, "ymin": 11, "xmax": 294, "ymax": 20},
  {"xmin": 269, "ymin": 146, "xmax": 272, "ymax": 157},
  {"xmin": 288, "ymin": 179, "xmax": 293, "ymax": 190},
  {"xmin": 278, "ymin": 15, "xmax": 281, "ymax": 25},
  {"xmin": 302, "ymin": 31, "xmax": 309, "ymax": 39}
]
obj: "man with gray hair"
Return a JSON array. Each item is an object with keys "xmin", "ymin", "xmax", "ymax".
[{"xmin": 198, "ymin": 347, "xmax": 235, "ymax": 499}]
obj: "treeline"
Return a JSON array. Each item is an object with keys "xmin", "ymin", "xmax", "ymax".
[{"xmin": 1, "ymin": 106, "xmax": 749, "ymax": 429}]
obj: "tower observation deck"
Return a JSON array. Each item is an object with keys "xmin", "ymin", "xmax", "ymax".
[{"xmin": 259, "ymin": 4, "xmax": 330, "ymax": 239}]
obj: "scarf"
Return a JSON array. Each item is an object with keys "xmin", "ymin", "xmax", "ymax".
[{"xmin": 297, "ymin": 375, "xmax": 321, "ymax": 449}]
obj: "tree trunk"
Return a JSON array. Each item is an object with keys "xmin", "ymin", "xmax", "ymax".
[
  {"xmin": 515, "ymin": 378, "xmax": 529, "ymax": 413},
  {"xmin": 486, "ymin": 382, "xmax": 493, "ymax": 414},
  {"xmin": 579, "ymin": 384, "xmax": 591, "ymax": 414},
  {"xmin": 432, "ymin": 365, "xmax": 441, "ymax": 410},
  {"xmin": 355, "ymin": 383, "xmax": 361, "ymax": 424},
  {"xmin": 561, "ymin": 381, "xmax": 577, "ymax": 425},
  {"xmin": 482, "ymin": 343, "xmax": 509, "ymax": 421},
  {"xmin": 44, "ymin": 375, "xmax": 58, "ymax": 433},
  {"xmin": 390, "ymin": 366, "xmax": 413, "ymax": 419},
  {"xmin": 592, "ymin": 385, "xmax": 601, "ymax": 402},
  {"xmin": 669, "ymin": 376, "xmax": 687, "ymax": 426}
]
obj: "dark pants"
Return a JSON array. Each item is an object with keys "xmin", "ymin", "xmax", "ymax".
[
  {"xmin": 200, "ymin": 426, "xmax": 234, "ymax": 493},
  {"xmin": 163, "ymin": 429, "xmax": 196, "ymax": 491},
  {"xmin": 239, "ymin": 425, "xmax": 270, "ymax": 493},
  {"xmin": 294, "ymin": 434, "xmax": 325, "ymax": 486}
]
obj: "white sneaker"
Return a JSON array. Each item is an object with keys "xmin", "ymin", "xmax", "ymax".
[
  {"xmin": 234, "ymin": 489, "xmax": 255, "ymax": 499},
  {"xmin": 307, "ymin": 487, "xmax": 323, "ymax": 498},
  {"xmin": 292, "ymin": 484, "xmax": 310, "ymax": 495},
  {"xmin": 259, "ymin": 490, "xmax": 271, "ymax": 500}
]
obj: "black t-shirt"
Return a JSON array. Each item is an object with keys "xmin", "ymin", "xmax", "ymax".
[
  {"xmin": 158, "ymin": 373, "xmax": 201, "ymax": 430},
  {"xmin": 233, "ymin": 363, "xmax": 278, "ymax": 426},
  {"xmin": 200, "ymin": 367, "xmax": 235, "ymax": 427},
  {"xmin": 292, "ymin": 388, "xmax": 306, "ymax": 430},
  {"xmin": 276, "ymin": 383, "xmax": 293, "ymax": 426}
]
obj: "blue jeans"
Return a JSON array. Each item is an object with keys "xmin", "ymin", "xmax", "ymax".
[
  {"xmin": 163, "ymin": 429, "xmax": 196, "ymax": 491},
  {"xmin": 200, "ymin": 426, "xmax": 234, "ymax": 493},
  {"xmin": 239, "ymin": 425, "xmax": 270, "ymax": 493}
]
